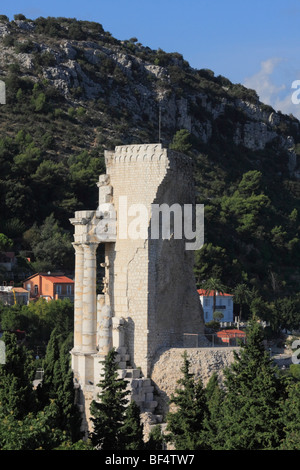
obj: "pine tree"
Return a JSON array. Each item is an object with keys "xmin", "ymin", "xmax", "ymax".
[
  {"xmin": 37, "ymin": 328, "xmax": 82, "ymax": 442},
  {"xmin": 215, "ymin": 319, "xmax": 286, "ymax": 450},
  {"xmin": 204, "ymin": 372, "xmax": 225, "ymax": 449},
  {"xmin": 145, "ymin": 425, "xmax": 165, "ymax": 450},
  {"xmin": 53, "ymin": 338, "xmax": 82, "ymax": 442},
  {"xmin": 0, "ymin": 332, "xmax": 37, "ymax": 419},
  {"xmin": 166, "ymin": 351, "xmax": 210, "ymax": 450},
  {"xmin": 280, "ymin": 380, "xmax": 300, "ymax": 449},
  {"xmin": 120, "ymin": 400, "xmax": 145, "ymax": 450},
  {"xmin": 90, "ymin": 348, "xmax": 130, "ymax": 450}
]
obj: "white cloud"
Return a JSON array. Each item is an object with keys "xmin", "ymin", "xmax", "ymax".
[
  {"xmin": 244, "ymin": 58, "xmax": 300, "ymax": 120},
  {"xmin": 244, "ymin": 58, "xmax": 286, "ymax": 104}
]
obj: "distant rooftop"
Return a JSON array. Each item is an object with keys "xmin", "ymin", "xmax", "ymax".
[{"xmin": 197, "ymin": 289, "xmax": 232, "ymax": 297}]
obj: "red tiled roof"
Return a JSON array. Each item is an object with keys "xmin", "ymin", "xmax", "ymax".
[
  {"xmin": 43, "ymin": 276, "xmax": 74, "ymax": 284},
  {"xmin": 197, "ymin": 289, "xmax": 232, "ymax": 297},
  {"xmin": 216, "ymin": 329, "xmax": 246, "ymax": 338},
  {"xmin": 23, "ymin": 273, "xmax": 74, "ymax": 284}
]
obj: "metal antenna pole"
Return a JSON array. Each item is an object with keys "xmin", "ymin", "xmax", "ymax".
[{"xmin": 159, "ymin": 106, "xmax": 161, "ymax": 143}]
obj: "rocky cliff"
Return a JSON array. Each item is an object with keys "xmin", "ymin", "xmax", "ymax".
[{"xmin": 0, "ymin": 16, "xmax": 299, "ymax": 178}]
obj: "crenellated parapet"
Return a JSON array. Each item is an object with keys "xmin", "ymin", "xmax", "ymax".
[{"xmin": 105, "ymin": 143, "xmax": 194, "ymax": 181}]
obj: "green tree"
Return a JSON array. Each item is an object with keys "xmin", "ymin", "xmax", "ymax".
[
  {"xmin": 220, "ymin": 170, "xmax": 270, "ymax": 236},
  {"xmin": 232, "ymin": 283, "xmax": 253, "ymax": 322},
  {"xmin": 120, "ymin": 400, "xmax": 145, "ymax": 450},
  {"xmin": 215, "ymin": 319, "xmax": 286, "ymax": 449},
  {"xmin": 0, "ymin": 233, "xmax": 13, "ymax": 252},
  {"xmin": 24, "ymin": 213, "xmax": 73, "ymax": 271},
  {"xmin": 0, "ymin": 401, "xmax": 66, "ymax": 450},
  {"xmin": 169, "ymin": 129, "xmax": 192, "ymax": 153},
  {"xmin": 204, "ymin": 372, "xmax": 225, "ymax": 449},
  {"xmin": 213, "ymin": 310, "xmax": 224, "ymax": 322},
  {"xmin": 280, "ymin": 381, "xmax": 300, "ymax": 449},
  {"xmin": 272, "ymin": 297, "xmax": 300, "ymax": 333},
  {"xmin": 37, "ymin": 328, "xmax": 82, "ymax": 442},
  {"xmin": 90, "ymin": 348, "xmax": 130, "ymax": 450},
  {"xmin": 166, "ymin": 351, "xmax": 210, "ymax": 450},
  {"xmin": 0, "ymin": 332, "xmax": 37, "ymax": 420},
  {"xmin": 194, "ymin": 243, "xmax": 229, "ymax": 286},
  {"xmin": 145, "ymin": 425, "xmax": 165, "ymax": 450}
]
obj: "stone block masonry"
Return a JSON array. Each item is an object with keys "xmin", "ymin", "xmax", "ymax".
[
  {"xmin": 70, "ymin": 143, "xmax": 204, "ymax": 432},
  {"xmin": 105, "ymin": 144, "xmax": 204, "ymax": 376}
]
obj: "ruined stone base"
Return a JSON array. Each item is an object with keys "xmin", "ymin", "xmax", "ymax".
[{"xmin": 73, "ymin": 343, "xmax": 161, "ymax": 435}]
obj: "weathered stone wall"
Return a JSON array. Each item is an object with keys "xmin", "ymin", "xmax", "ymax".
[
  {"xmin": 105, "ymin": 144, "xmax": 204, "ymax": 376},
  {"xmin": 150, "ymin": 347, "xmax": 237, "ymax": 416}
]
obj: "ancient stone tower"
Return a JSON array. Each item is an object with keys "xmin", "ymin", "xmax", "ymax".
[{"xmin": 70, "ymin": 143, "xmax": 204, "ymax": 428}]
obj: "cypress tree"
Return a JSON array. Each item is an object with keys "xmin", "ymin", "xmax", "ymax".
[
  {"xmin": 166, "ymin": 351, "xmax": 210, "ymax": 450},
  {"xmin": 120, "ymin": 400, "xmax": 145, "ymax": 450},
  {"xmin": 0, "ymin": 331, "xmax": 37, "ymax": 419},
  {"xmin": 145, "ymin": 424, "xmax": 165, "ymax": 450},
  {"xmin": 204, "ymin": 372, "xmax": 225, "ymax": 449},
  {"xmin": 216, "ymin": 319, "xmax": 286, "ymax": 450},
  {"xmin": 90, "ymin": 348, "xmax": 130, "ymax": 450},
  {"xmin": 37, "ymin": 328, "xmax": 82, "ymax": 442},
  {"xmin": 280, "ymin": 381, "xmax": 300, "ymax": 449}
]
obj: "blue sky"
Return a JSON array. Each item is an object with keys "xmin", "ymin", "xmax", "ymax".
[{"xmin": 2, "ymin": 0, "xmax": 300, "ymax": 117}]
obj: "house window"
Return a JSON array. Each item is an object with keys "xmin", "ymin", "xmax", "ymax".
[
  {"xmin": 204, "ymin": 298, "xmax": 210, "ymax": 306},
  {"xmin": 34, "ymin": 285, "xmax": 38, "ymax": 295},
  {"xmin": 56, "ymin": 285, "xmax": 62, "ymax": 295},
  {"xmin": 67, "ymin": 285, "xmax": 72, "ymax": 295}
]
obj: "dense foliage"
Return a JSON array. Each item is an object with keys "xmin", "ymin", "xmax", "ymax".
[
  {"xmin": 0, "ymin": 326, "xmax": 82, "ymax": 449},
  {"xmin": 165, "ymin": 320, "xmax": 300, "ymax": 450}
]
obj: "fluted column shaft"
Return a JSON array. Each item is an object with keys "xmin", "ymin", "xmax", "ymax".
[
  {"xmin": 82, "ymin": 243, "xmax": 98, "ymax": 353},
  {"xmin": 73, "ymin": 243, "xmax": 84, "ymax": 352}
]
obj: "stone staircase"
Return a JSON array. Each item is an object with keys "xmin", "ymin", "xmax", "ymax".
[{"xmin": 115, "ymin": 346, "xmax": 158, "ymax": 414}]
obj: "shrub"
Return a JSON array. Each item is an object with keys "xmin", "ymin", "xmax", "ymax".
[{"xmin": 14, "ymin": 14, "xmax": 27, "ymax": 21}]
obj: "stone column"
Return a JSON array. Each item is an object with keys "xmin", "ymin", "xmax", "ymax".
[
  {"xmin": 112, "ymin": 317, "xmax": 125, "ymax": 350},
  {"xmin": 73, "ymin": 243, "xmax": 84, "ymax": 352},
  {"xmin": 97, "ymin": 296, "xmax": 112, "ymax": 355},
  {"xmin": 82, "ymin": 242, "xmax": 98, "ymax": 354}
]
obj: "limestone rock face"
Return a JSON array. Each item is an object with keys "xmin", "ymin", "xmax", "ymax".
[
  {"xmin": 0, "ymin": 18, "xmax": 299, "ymax": 177},
  {"xmin": 150, "ymin": 347, "xmax": 236, "ymax": 415}
]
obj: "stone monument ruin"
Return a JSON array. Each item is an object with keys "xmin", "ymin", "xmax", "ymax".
[{"xmin": 70, "ymin": 143, "xmax": 204, "ymax": 430}]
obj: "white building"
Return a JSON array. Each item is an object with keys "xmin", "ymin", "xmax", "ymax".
[
  {"xmin": 198, "ymin": 289, "xmax": 233, "ymax": 323},
  {"xmin": 0, "ymin": 285, "xmax": 29, "ymax": 306}
]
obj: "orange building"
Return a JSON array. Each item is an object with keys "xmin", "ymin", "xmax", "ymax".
[{"xmin": 23, "ymin": 273, "xmax": 74, "ymax": 302}]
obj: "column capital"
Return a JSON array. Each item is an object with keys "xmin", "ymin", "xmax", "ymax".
[
  {"xmin": 82, "ymin": 242, "xmax": 99, "ymax": 255},
  {"xmin": 72, "ymin": 242, "xmax": 84, "ymax": 251}
]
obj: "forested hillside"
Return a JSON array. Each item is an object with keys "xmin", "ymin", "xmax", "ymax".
[{"xmin": 0, "ymin": 14, "xmax": 300, "ymax": 318}]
